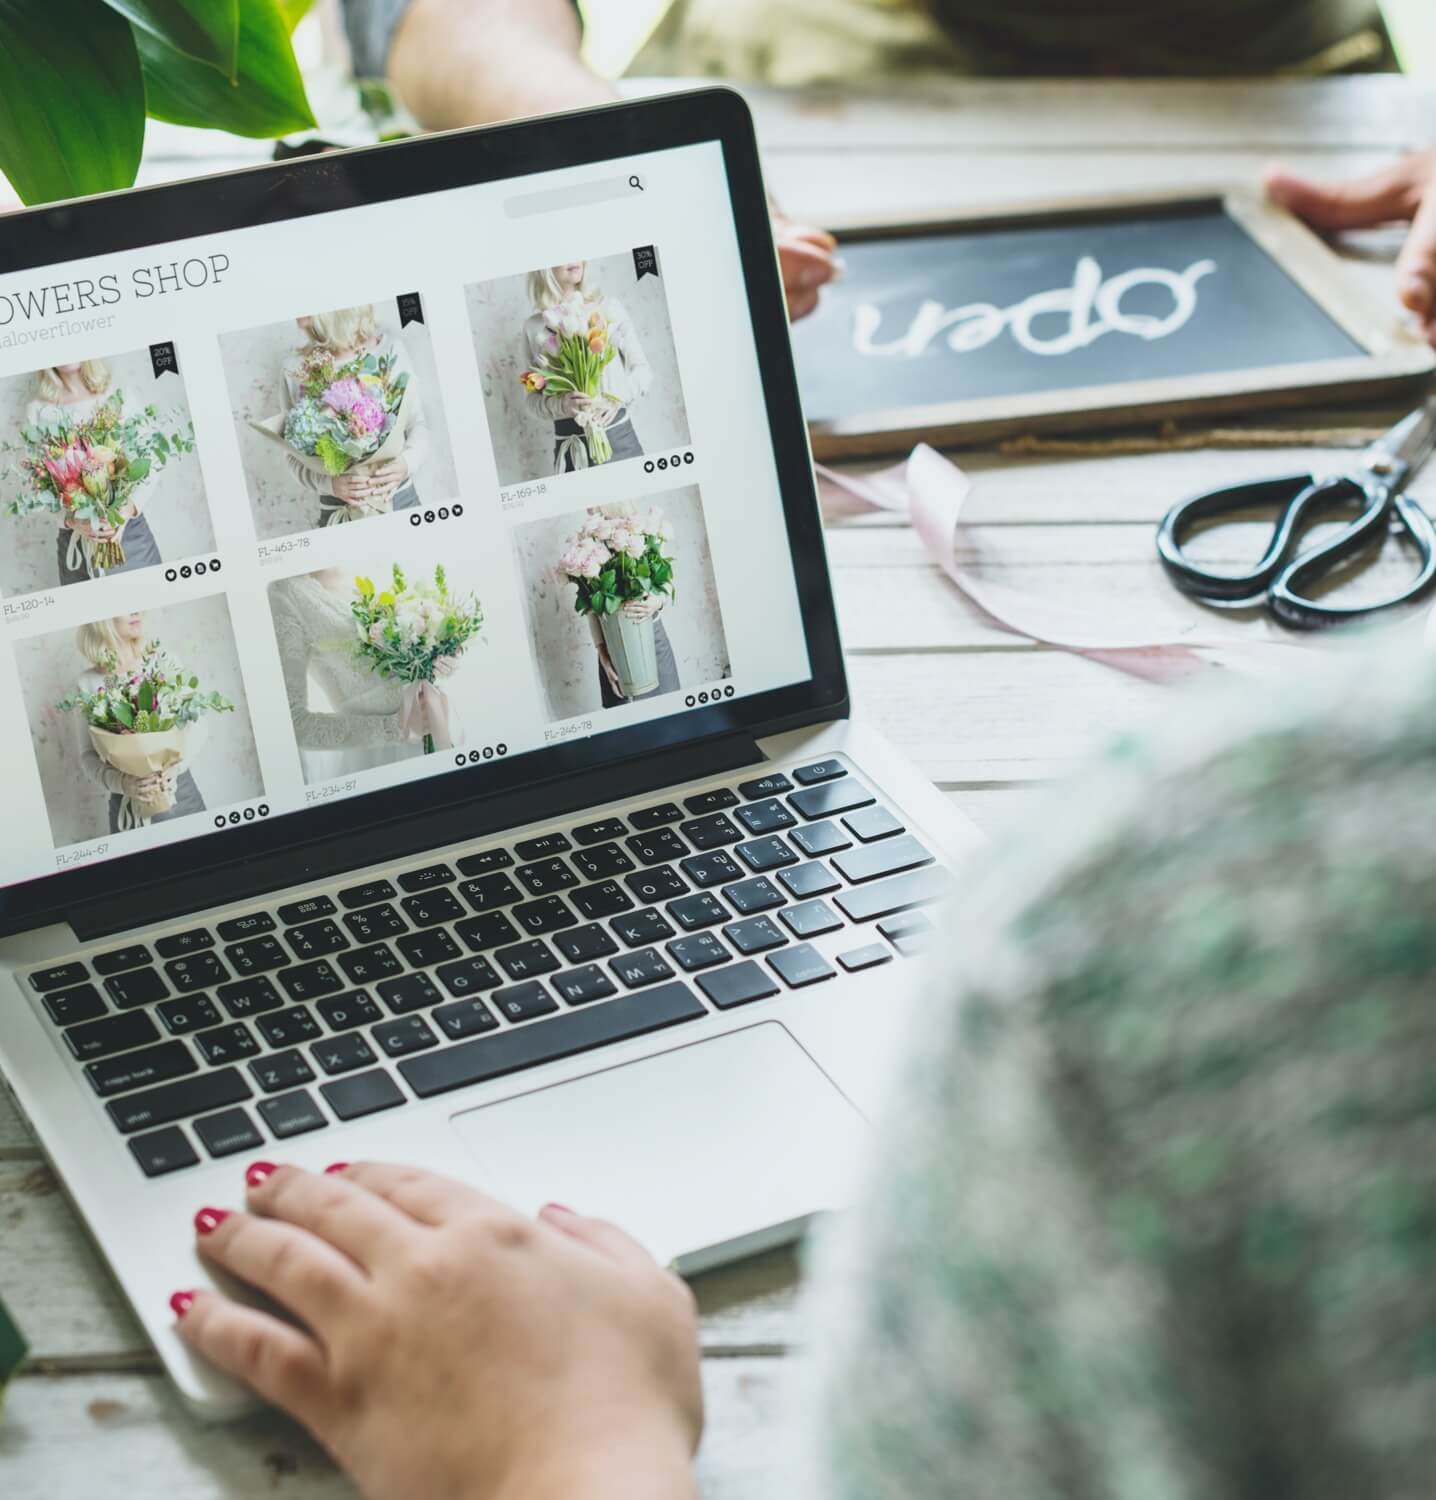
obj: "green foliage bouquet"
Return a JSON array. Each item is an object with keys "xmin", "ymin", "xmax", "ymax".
[{"xmin": 558, "ymin": 505, "xmax": 676, "ymax": 618}]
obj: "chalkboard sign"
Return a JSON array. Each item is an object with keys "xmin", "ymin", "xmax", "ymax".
[{"xmin": 792, "ymin": 190, "xmax": 1435, "ymax": 458}]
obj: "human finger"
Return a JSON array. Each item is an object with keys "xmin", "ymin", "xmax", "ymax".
[
  {"xmin": 1394, "ymin": 170, "xmax": 1436, "ymax": 321},
  {"xmin": 784, "ymin": 221, "xmax": 838, "ymax": 254},
  {"xmin": 536, "ymin": 1204, "xmax": 658, "ymax": 1271},
  {"xmin": 779, "ymin": 236, "xmax": 836, "ymax": 298},
  {"xmin": 1264, "ymin": 157, "xmax": 1425, "ymax": 232},
  {"xmin": 173, "ymin": 1288, "xmax": 329, "ymax": 1424},
  {"xmin": 329, "ymin": 1160, "xmax": 509, "ymax": 1228},
  {"xmin": 244, "ymin": 1161, "xmax": 418, "ymax": 1269}
]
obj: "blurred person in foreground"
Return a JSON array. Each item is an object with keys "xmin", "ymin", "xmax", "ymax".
[{"xmin": 172, "ymin": 643, "xmax": 1436, "ymax": 1499}]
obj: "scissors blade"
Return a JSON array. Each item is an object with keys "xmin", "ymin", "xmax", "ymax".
[{"xmin": 1364, "ymin": 396, "xmax": 1436, "ymax": 488}]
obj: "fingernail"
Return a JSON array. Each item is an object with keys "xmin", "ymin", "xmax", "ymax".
[
  {"xmin": 1401, "ymin": 275, "xmax": 1432, "ymax": 312},
  {"xmin": 245, "ymin": 1160, "xmax": 277, "ymax": 1189},
  {"xmin": 169, "ymin": 1290, "xmax": 196, "ymax": 1319},
  {"xmin": 194, "ymin": 1206, "xmax": 229, "ymax": 1236},
  {"xmin": 323, "ymin": 1162, "xmax": 350, "ymax": 1175},
  {"xmin": 542, "ymin": 1202, "xmax": 575, "ymax": 1215}
]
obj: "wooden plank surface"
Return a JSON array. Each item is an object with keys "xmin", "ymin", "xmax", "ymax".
[{"xmin": 6, "ymin": 72, "xmax": 1431, "ymax": 1497}]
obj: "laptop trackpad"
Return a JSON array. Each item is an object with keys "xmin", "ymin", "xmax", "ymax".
[{"xmin": 448, "ymin": 1023, "xmax": 870, "ymax": 1269}]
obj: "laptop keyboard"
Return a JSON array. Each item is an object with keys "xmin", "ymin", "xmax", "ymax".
[{"xmin": 22, "ymin": 759, "xmax": 950, "ymax": 1178}]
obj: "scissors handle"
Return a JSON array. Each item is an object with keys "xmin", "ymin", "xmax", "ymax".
[{"xmin": 1156, "ymin": 474, "xmax": 1373, "ymax": 603}]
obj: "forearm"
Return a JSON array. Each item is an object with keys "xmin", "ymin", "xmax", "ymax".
[
  {"xmin": 387, "ymin": 0, "xmax": 613, "ymax": 131},
  {"xmin": 492, "ymin": 1430, "xmax": 697, "ymax": 1500}
]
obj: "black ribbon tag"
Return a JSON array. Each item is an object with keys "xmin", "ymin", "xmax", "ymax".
[
  {"xmin": 397, "ymin": 293, "xmax": 425, "ymax": 328},
  {"xmin": 149, "ymin": 341, "xmax": 179, "ymax": 378},
  {"xmin": 633, "ymin": 246, "xmax": 659, "ymax": 281}
]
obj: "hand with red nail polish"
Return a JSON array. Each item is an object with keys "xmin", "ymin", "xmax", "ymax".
[{"xmin": 171, "ymin": 1162, "xmax": 701, "ymax": 1500}]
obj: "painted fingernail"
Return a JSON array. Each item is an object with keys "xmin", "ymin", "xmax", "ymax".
[
  {"xmin": 244, "ymin": 1160, "xmax": 278, "ymax": 1189},
  {"xmin": 169, "ymin": 1290, "xmax": 196, "ymax": 1319},
  {"xmin": 542, "ymin": 1202, "xmax": 575, "ymax": 1215},
  {"xmin": 323, "ymin": 1162, "xmax": 350, "ymax": 1175},
  {"xmin": 194, "ymin": 1206, "xmax": 229, "ymax": 1236}
]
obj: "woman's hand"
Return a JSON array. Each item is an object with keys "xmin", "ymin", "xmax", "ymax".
[
  {"xmin": 1266, "ymin": 150, "xmax": 1436, "ymax": 341},
  {"xmin": 621, "ymin": 595, "xmax": 663, "ymax": 623},
  {"xmin": 174, "ymin": 1164, "xmax": 703, "ymax": 1500},
  {"xmin": 773, "ymin": 209, "xmax": 839, "ymax": 322},
  {"xmin": 596, "ymin": 640, "xmax": 625, "ymax": 699},
  {"xmin": 330, "ymin": 471, "xmax": 372, "ymax": 506},
  {"xmin": 369, "ymin": 458, "xmax": 410, "ymax": 500},
  {"xmin": 64, "ymin": 512, "xmax": 117, "ymax": 541},
  {"xmin": 431, "ymin": 655, "xmax": 460, "ymax": 682},
  {"xmin": 121, "ymin": 769, "xmax": 173, "ymax": 802}
]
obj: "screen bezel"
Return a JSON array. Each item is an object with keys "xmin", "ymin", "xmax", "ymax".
[{"xmin": 0, "ymin": 88, "xmax": 847, "ymax": 937}]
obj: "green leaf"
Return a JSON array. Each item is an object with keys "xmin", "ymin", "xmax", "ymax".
[
  {"xmin": 103, "ymin": 0, "xmax": 238, "ymax": 73},
  {"xmin": 139, "ymin": 0, "xmax": 315, "ymax": 138},
  {"xmin": 0, "ymin": 0, "xmax": 146, "ymax": 205},
  {"xmin": 276, "ymin": 0, "xmax": 314, "ymax": 29},
  {"xmin": 111, "ymin": 697, "xmax": 134, "ymax": 728}
]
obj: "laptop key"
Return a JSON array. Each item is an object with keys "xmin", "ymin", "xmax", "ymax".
[
  {"xmin": 279, "ymin": 895, "xmax": 337, "ymax": 926},
  {"xmin": 571, "ymin": 842, "xmax": 636, "ymax": 881},
  {"xmin": 66, "ymin": 1009, "xmax": 160, "ymax": 1060},
  {"xmin": 613, "ymin": 909, "xmax": 676, "ymax": 948},
  {"xmin": 571, "ymin": 881, "xmax": 634, "ymax": 921},
  {"xmin": 553, "ymin": 966, "xmax": 618, "ymax": 1007},
  {"xmin": 166, "ymin": 952, "xmax": 230, "ymax": 994},
  {"xmin": 400, "ymin": 983, "xmax": 706, "ymax": 1099},
  {"xmin": 93, "ymin": 944, "xmax": 151, "ymax": 976},
  {"xmin": 667, "ymin": 932, "xmax": 730, "ymax": 973},
  {"xmin": 684, "ymin": 787, "xmax": 739, "ymax": 814},
  {"xmin": 553, "ymin": 924, "xmax": 620, "ymax": 964},
  {"xmin": 736, "ymin": 836, "xmax": 799, "ymax": 874},
  {"xmin": 29, "ymin": 961, "xmax": 88, "ymax": 992},
  {"xmin": 195, "ymin": 1023, "xmax": 260, "ymax": 1066},
  {"xmin": 276, "ymin": 959, "xmax": 345, "ymax": 1003},
  {"xmin": 107, "ymin": 1067, "xmax": 251, "ymax": 1134},
  {"xmin": 844, "ymin": 805, "xmax": 904, "ymax": 843},
  {"xmin": 249, "ymin": 1049, "xmax": 316, "ymax": 1094},
  {"xmin": 791, "ymin": 820, "xmax": 853, "ymax": 858},
  {"xmin": 321, "ymin": 1069, "xmax": 406, "ymax": 1121},
  {"xmin": 396, "ymin": 928, "xmax": 463, "ymax": 967},
  {"xmin": 837, "ymin": 943, "xmax": 893, "ymax": 973},
  {"xmin": 194, "ymin": 1107, "xmax": 263, "ymax": 1159},
  {"xmin": 105, "ymin": 967, "xmax": 168, "ymax": 1009},
  {"xmin": 697, "ymin": 962, "xmax": 780, "ymax": 1010},
  {"xmin": 625, "ymin": 866, "xmax": 688, "ymax": 903},
  {"xmin": 610, "ymin": 947, "xmax": 676, "ymax": 990},
  {"xmin": 792, "ymin": 759, "xmax": 846, "ymax": 786},
  {"xmin": 834, "ymin": 867, "xmax": 950, "ymax": 924},
  {"xmin": 129, "ymin": 1125, "xmax": 200, "ymax": 1176},
  {"xmin": 515, "ymin": 833, "xmax": 572, "ymax": 860},
  {"xmin": 493, "ymin": 981, "xmax": 559, "ymax": 1023},
  {"xmin": 768, "ymin": 944, "xmax": 837, "ymax": 989},
  {"xmin": 337, "ymin": 942, "xmax": 404, "ymax": 986},
  {"xmin": 679, "ymin": 814, "xmax": 743, "ymax": 850},
  {"xmin": 398, "ymin": 863, "xmax": 456, "ymax": 893},
  {"xmin": 258, "ymin": 1089, "xmax": 328, "ymax": 1139},
  {"xmin": 724, "ymin": 917, "xmax": 788, "ymax": 956},
  {"xmin": 494, "ymin": 940, "xmax": 560, "ymax": 982},
  {"xmin": 373, "ymin": 1016, "xmax": 439, "ymax": 1058},
  {"xmin": 879, "ymin": 912, "xmax": 934, "ymax": 957},
  {"xmin": 317, "ymin": 990, "xmax": 383, "ymax": 1032},
  {"xmin": 681, "ymin": 851, "xmax": 742, "ymax": 889},
  {"xmin": 515, "ymin": 857, "xmax": 580, "ymax": 896},
  {"xmin": 629, "ymin": 802, "xmax": 684, "ymax": 830},
  {"xmin": 285, "ymin": 918, "xmax": 350, "ymax": 961},
  {"xmin": 257, "ymin": 1006, "xmax": 321, "ymax": 1048},
  {"xmin": 311, "ymin": 1033, "xmax": 378, "ymax": 1076},
  {"xmin": 790, "ymin": 780, "xmax": 875, "ymax": 821},
  {"xmin": 158, "ymin": 995, "xmax": 223, "ymax": 1034},
  {"xmin": 338, "ymin": 879, "xmax": 397, "ymax": 910},
  {"xmin": 42, "ymin": 983, "xmax": 106, "ymax": 1027},
  {"xmin": 402, "ymin": 890, "xmax": 466, "ymax": 928},
  {"xmin": 225, "ymin": 935, "xmax": 289, "ymax": 976},
  {"xmin": 779, "ymin": 900, "xmax": 843, "ymax": 939},
  {"xmin": 155, "ymin": 927, "xmax": 215, "ymax": 958},
  {"xmin": 86, "ymin": 1040, "xmax": 196, "ymax": 1098},
  {"xmin": 778, "ymin": 861, "xmax": 842, "ymax": 900},
  {"xmin": 723, "ymin": 877, "xmax": 786, "ymax": 916},
  {"xmin": 432, "ymin": 998, "xmax": 500, "ymax": 1040},
  {"xmin": 667, "ymin": 893, "xmax": 728, "ymax": 932},
  {"xmin": 217, "ymin": 912, "xmax": 277, "ymax": 941},
  {"xmin": 513, "ymin": 895, "xmax": 580, "ymax": 936},
  {"xmin": 344, "ymin": 904, "xmax": 408, "ymax": 944},
  {"xmin": 456, "ymin": 848, "xmax": 514, "ymax": 877},
  {"xmin": 376, "ymin": 973, "xmax": 443, "ymax": 1016},
  {"xmin": 627, "ymin": 829, "xmax": 689, "ymax": 867},
  {"xmin": 735, "ymin": 799, "xmax": 797, "ymax": 836},
  {"xmin": 456, "ymin": 912, "xmax": 521, "ymax": 953},
  {"xmin": 833, "ymin": 835, "xmax": 934, "ymax": 886},
  {"xmin": 739, "ymin": 772, "xmax": 793, "ymax": 801},
  {"xmin": 459, "ymin": 874, "xmax": 522, "ymax": 913},
  {"xmin": 435, "ymin": 956, "xmax": 503, "ymax": 996},
  {"xmin": 572, "ymin": 817, "xmax": 627, "ymax": 846}
]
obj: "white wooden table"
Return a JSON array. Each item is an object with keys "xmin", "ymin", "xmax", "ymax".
[{"xmin": 3, "ymin": 75, "xmax": 1434, "ymax": 1497}]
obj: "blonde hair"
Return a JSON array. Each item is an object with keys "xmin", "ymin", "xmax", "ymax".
[
  {"xmin": 36, "ymin": 361, "xmax": 110, "ymax": 402},
  {"xmin": 304, "ymin": 305, "xmax": 379, "ymax": 351},
  {"xmin": 527, "ymin": 265, "xmax": 594, "ymax": 311},
  {"xmin": 76, "ymin": 615, "xmax": 137, "ymax": 671}
]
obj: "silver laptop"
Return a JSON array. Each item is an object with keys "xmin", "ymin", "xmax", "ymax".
[{"xmin": 0, "ymin": 90, "xmax": 984, "ymax": 1416}]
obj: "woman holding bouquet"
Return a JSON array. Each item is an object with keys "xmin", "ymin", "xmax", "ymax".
[
  {"xmin": 523, "ymin": 263, "xmax": 653, "ymax": 473},
  {"xmin": 281, "ymin": 307, "xmax": 431, "ymax": 528},
  {"xmin": 270, "ymin": 569, "xmax": 456, "ymax": 782},
  {"xmin": 71, "ymin": 612, "xmax": 205, "ymax": 832},
  {"xmin": 30, "ymin": 363, "xmax": 164, "ymax": 587}
]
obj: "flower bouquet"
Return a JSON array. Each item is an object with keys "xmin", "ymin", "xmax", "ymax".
[
  {"xmin": 3, "ymin": 397, "xmax": 196, "ymax": 573},
  {"xmin": 519, "ymin": 293, "xmax": 622, "ymax": 468},
  {"xmin": 558, "ymin": 506, "xmax": 675, "ymax": 699},
  {"xmin": 251, "ymin": 346, "xmax": 412, "ymax": 524},
  {"xmin": 57, "ymin": 643, "xmax": 234, "ymax": 825},
  {"xmin": 351, "ymin": 564, "xmax": 483, "ymax": 753}
]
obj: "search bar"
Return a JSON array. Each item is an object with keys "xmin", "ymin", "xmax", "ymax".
[{"xmin": 505, "ymin": 175, "xmax": 645, "ymax": 219}]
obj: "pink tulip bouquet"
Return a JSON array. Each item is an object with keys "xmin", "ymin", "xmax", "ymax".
[{"xmin": 519, "ymin": 293, "xmax": 621, "ymax": 466}]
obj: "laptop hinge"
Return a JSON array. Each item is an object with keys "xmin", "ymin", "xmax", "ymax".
[{"xmin": 70, "ymin": 731, "xmax": 767, "ymax": 943}]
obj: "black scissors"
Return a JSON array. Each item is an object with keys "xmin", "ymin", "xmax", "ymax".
[{"xmin": 1156, "ymin": 400, "xmax": 1436, "ymax": 629}]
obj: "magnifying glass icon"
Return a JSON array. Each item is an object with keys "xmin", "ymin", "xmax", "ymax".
[{"xmin": 629, "ymin": 175, "xmax": 645, "ymax": 191}]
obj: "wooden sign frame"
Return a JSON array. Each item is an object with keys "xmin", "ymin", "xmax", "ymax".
[{"xmin": 803, "ymin": 186, "xmax": 1436, "ymax": 459}]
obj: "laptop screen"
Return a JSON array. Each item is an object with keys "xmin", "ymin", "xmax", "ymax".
[{"xmin": 0, "ymin": 131, "xmax": 815, "ymax": 899}]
